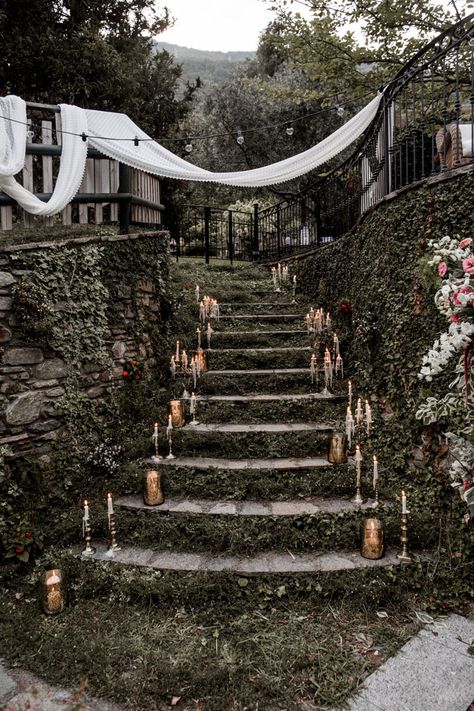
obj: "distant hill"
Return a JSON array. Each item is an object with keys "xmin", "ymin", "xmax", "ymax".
[{"xmin": 155, "ymin": 42, "xmax": 255, "ymax": 88}]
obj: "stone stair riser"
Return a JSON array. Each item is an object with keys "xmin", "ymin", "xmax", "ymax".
[
  {"xmin": 220, "ymin": 303, "xmax": 302, "ymax": 315},
  {"xmin": 64, "ymin": 553, "xmax": 431, "ymax": 610},
  {"xmin": 168, "ymin": 430, "xmax": 332, "ymax": 459},
  {"xmin": 207, "ymin": 350, "xmax": 311, "ymax": 370},
  {"xmin": 193, "ymin": 399, "xmax": 345, "ymax": 424},
  {"xmin": 198, "ymin": 373, "xmax": 346, "ymax": 396},
  {"xmin": 156, "ymin": 464, "xmax": 363, "ymax": 500},
  {"xmin": 211, "ymin": 332, "xmax": 310, "ymax": 348},
  {"xmin": 115, "ymin": 508, "xmax": 433, "ymax": 556}
]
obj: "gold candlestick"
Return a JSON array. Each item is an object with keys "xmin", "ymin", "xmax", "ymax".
[
  {"xmin": 166, "ymin": 433, "xmax": 176, "ymax": 459},
  {"xmin": 396, "ymin": 512, "xmax": 412, "ymax": 563},
  {"xmin": 108, "ymin": 513, "xmax": 121, "ymax": 552},
  {"xmin": 82, "ymin": 518, "xmax": 95, "ymax": 557}
]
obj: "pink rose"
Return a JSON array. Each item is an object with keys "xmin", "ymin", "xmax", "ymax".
[
  {"xmin": 451, "ymin": 313, "xmax": 461, "ymax": 323},
  {"xmin": 462, "ymin": 257, "xmax": 474, "ymax": 274},
  {"xmin": 458, "ymin": 238, "xmax": 472, "ymax": 249},
  {"xmin": 438, "ymin": 262, "xmax": 448, "ymax": 277},
  {"xmin": 453, "ymin": 285, "xmax": 474, "ymax": 306}
]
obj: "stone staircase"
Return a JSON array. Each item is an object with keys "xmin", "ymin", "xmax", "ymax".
[{"xmin": 78, "ymin": 264, "xmax": 409, "ymax": 576}]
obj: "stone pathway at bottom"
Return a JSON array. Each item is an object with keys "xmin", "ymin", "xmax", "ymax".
[
  {"xmin": 1, "ymin": 614, "xmax": 472, "ymax": 711},
  {"xmin": 335, "ymin": 613, "xmax": 474, "ymax": 711}
]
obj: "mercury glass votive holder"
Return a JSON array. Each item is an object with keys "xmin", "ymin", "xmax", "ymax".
[
  {"xmin": 40, "ymin": 568, "xmax": 67, "ymax": 615},
  {"xmin": 361, "ymin": 518, "xmax": 384, "ymax": 560},
  {"xmin": 327, "ymin": 433, "xmax": 348, "ymax": 464},
  {"xmin": 143, "ymin": 468, "xmax": 165, "ymax": 506},
  {"xmin": 169, "ymin": 400, "xmax": 185, "ymax": 427}
]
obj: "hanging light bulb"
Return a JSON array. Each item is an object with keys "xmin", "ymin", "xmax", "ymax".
[
  {"xmin": 185, "ymin": 139, "xmax": 193, "ymax": 153},
  {"xmin": 336, "ymin": 105, "xmax": 345, "ymax": 117},
  {"xmin": 286, "ymin": 123, "xmax": 294, "ymax": 136},
  {"xmin": 236, "ymin": 130, "xmax": 244, "ymax": 146}
]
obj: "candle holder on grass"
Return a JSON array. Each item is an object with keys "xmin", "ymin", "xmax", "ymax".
[
  {"xmin": 361, "ymin": 518, "xmax": 384, "ymax": 559},
  {"xmin": 396, "ymin": 512, "xmax": 412, "ymax": 563},
  {"xmin": 143, "ymin": 469, "xmax": 165, "ymax": 506},
  {"xmin": 40, "ymin": 569, "xmax": 67, "ymax": 615}
]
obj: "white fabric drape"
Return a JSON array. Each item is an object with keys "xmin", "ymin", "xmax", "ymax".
[
  {"xmin": 0, "ymin": 91, "xmax": 383, "ymax": 215},
  {"xmin": 0, "ymin": 95, "xmax": 88, "ymax": 216},
  {"xmin": 87, "ymin": 93, "xmax": 382, "ymax": 187}
]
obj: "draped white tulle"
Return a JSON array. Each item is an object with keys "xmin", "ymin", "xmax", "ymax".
[
  {"xmin": 0, "ymin": 96, "xmax": 88, "ymax": 215},
  {"xmin": 0, "ymin": 92, "xmax": 383, "ymax": 215}
]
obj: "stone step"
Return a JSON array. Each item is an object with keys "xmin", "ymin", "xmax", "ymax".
[
  {"xmin": 194, "ymin": 393, "xmax": 343, "ymax": 402},
  {"xmin": 204, "ymin": 368, "xmax": 310, "ymax": 376},
  {"xmin": 156, "ymin": 455, "xmax": 330, "ymax": 470},
  {"xmin": 218, "ymin": 314, "xmax": 303, "ymax": 320},
  {"xmin": 213, "ymin": 330, "xmax": 308, "ymax": 336},
  {"xmin": 209, "ymin": 347, "xmax": 310, "ymax": 352},
  {"xmin": 180, "ymin": 422, "xmax": 333, "ymax": 433},
  {"xmin": 115, "ymin": 494, "xmax": 380, "ymax": 517},
  {"xmin": 220, "ymin": 302, "xmax": 296, "ymax": 308},
  {"xmin": 76, "ymin": 543, "xmax": 404, "ymax": 574}
]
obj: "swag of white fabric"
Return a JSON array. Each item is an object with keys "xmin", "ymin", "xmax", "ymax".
[{"xmin": 0, "ymin": 92, "xmax": 383, "ymax": 216}]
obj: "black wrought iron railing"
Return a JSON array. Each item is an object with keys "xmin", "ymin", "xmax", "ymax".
[{"xmin": 175, "ymin": 13, "xmax": 474, "ymax": 263}]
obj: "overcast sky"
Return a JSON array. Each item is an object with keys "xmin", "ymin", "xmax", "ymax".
[{"xmin": 159, "ymin": 0, "xmax": 288, "ymax": 52}]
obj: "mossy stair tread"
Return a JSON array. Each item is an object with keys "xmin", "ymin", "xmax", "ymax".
[
  {"xmin": 218, "ymin": 314, "xmax": 302, "ymax": 320},
  {"xmin": 213, "ymin": 330, "xmax": 307, "ymax": 336},
  {"xmin": 154, "ymin": 455, "xmax": 331, "ymax": 470},
  {"xmin": 181, "ymin": 422, "xmax": 333, "ymax": 433},
  {"xmin": 115, "ymin": 494, "xmax": 382, "ymax": 516},
  {"xmin": 220, "ymin": 302, "xmax": 297, "ymax": 307},
  {"xmin": 209, "ymin": 347, "xmax": 311, "ymax": 352},
  {"xmin": 77, "ymin": 543, "xmax": 404, "ymax": 573},
  {"xmin": 193, "ymin": 393, "xmax": 343, "ymax": 402},
  {"xmin": 203, "ymin": 368, "xmax": 311, "ymax": 375}
]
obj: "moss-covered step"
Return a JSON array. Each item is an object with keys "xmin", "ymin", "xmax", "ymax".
[
  {"xmin": 198, "ymin": 369, "xmax": 345, "ymax": 395},
  {"xmin": 77, "ymin": 542, "xmax": 406, "ymax": 574},
  {"xmin": 156, "ymin": 463, "xmax": 369, "ymax": 500},
  {"xmin": 190, "ymin": 393, "xmax": 345, "ymax": 424},
  {"xmin": 211, "ymin": 330, "xmax": 310, "ymax": 348},
  {"xmin": 170, "ymin": 426, "xmax": 333, "ymax": 458},
  {"xmin": 106, "ymin": 502, "xmax": 435, "ymax": 555},
  {"xmin": 219, "ymin": 302, "xmax": 303, "ymax": 315},
  {"xmin": 207, "ymin": 347, "xmax": 311, "ymax": 370}
]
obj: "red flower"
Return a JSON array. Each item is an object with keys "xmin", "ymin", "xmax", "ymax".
[
  {"xmin": 15, "ymin": 547, "xmax": 24, "ymax": 554},
  {"xmin": 451, "ymin": 313, "xmax": 461, "ymax": 323},
  {"xmin": 123, "ymin": 371, "xmax": 129, "ymax": 377},
  {"xmin": 24, "ymin": 531, "xmax": 32, "ymax": 538}
]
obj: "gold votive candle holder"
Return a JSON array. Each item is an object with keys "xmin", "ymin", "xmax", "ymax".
[
  {"xmin": 195, "ymin": 349, "xmax": 208, "ymax": 372},
  {"xmin": 169, "ymin": 399, "xmax": 185, "ymax": 427},
  {"xmin": 143, "ymin": 468, "xmax": 164, "ymax": 506},
  {"xmin": 361, "ymin": 518, "xmax": 384, "ymax": 560},
  {"xmin": 327, "ymin": 433, "xmax": 348, "ymax": 464},
  {"xmin": 40, "ymin": 568, "xmax": 66, "ymax": 615}
]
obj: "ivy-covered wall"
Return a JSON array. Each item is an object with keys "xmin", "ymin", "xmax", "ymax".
[
  {"xmin": 295, "ymin": 169, "xmax": 474, "ymax": 507},
  {"xmin": 0, "ymin": 231, "xmax": 171, "ymax": 455}
]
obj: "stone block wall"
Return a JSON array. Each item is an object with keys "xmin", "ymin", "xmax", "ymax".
[{"xmin": 0, "ymin": 231, "xmax": 170, "ymax": 455}]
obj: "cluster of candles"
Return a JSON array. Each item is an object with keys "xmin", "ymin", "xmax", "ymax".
[
  {"xmin": 305, "ymin": 307, "xmax": 331, "ymax": 334},
  {"xmin": 345, "ymin": 387, "xmax": 372, "ymax": 447},
  {"xmin": 81, "ymin": 494, "xmax": 119, "ymax": 556},
  {"xmin": 151, "ymin": 394, "xmax": 199, "ymax": 459},
  {"xmin": 199, "ymin": 295, "xmax": 220, "ymax": 324},
  {"xmin": 271, "ymin": 263, "xmax": 297, "ymax": 294},
  {"xmin": 352, "ymin": 443, "xmax": 379, "ymax": 505},
  {"xmin": 170, "ymin": 340, "xmax": 203, "ymax": 387},
  {"xmin": 196, "ymin": 323, "xmax": 213, "ymax": 350},
  {"xmin": 310, "ymin": 333, "xmax": 343, "ymax": 389}
]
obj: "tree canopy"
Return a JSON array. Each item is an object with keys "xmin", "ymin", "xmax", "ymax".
[{"xmin": 0, "ymin": 0, "xmax": 196, "ymax": 135}]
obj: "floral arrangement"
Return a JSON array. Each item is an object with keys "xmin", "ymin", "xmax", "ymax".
[
  {"xmin": 122, "ymin": 357, "xmax": 144, "ymax": 380},
  {"xmin": 416, "ymin": 235, "xmax": 474, "ymax": 521},
  {"xmin": 5, "ymin": 522, "xmax": 44, "ymax": 563}
]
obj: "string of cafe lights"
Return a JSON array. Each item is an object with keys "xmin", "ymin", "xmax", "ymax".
[{"xmin": 0, "ymin": 89, "xmax": 374, "ymax": 151}]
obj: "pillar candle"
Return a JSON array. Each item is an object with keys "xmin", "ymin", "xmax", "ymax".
[
  {"xmin": 195, "ymin": 284, "xmax": 200, "ymax": 303},
  {"xmin": 191, "ymin": 358, "xmax": 197, "ymax": 389},
  {"xmin": 166, "ymin": 414, "xmax": 173, "ymax": 438},
  {"xmin": 348, "ymin": 380, "xmax": 352, "ymax": 407},
  {"xmin": 82, "ymin": 500, "xmax": 89, "ymax": 536},
  {"xmin": 175, "ymin": 340, "xmax": 180, "ymax": 362},
  {"xmin": 196, "ymin": 327, "xmax": 201, "ymax": 350},
  {"xmin": 355, "ymin": 444, "xmax": 362, "ymax": 488},
  {"xmin": 345, "ymin": 406, "xmax": 354, "ymax": 449},
  {"xmin": 373, "ymin": 456, "xmax": 378, "ymax": 489},
  {"xmin": 356, "ymin": 398, "xmax": 363, "ymax": 426},
  {"xmin": 401, "ymin": 490, "xmax": 407, "ymax": 514},
  {"xmin": 190, "ymin": 392, "xmax": 196, "ymax": 414},
  {"xmin": 107, "ymin": 492, "xmax": 114, "ymax": 525}
]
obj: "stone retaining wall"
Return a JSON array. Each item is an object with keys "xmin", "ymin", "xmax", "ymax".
[{"xmin": 0, "ymin": 231, "xmax": 169, "ymax": 455}]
